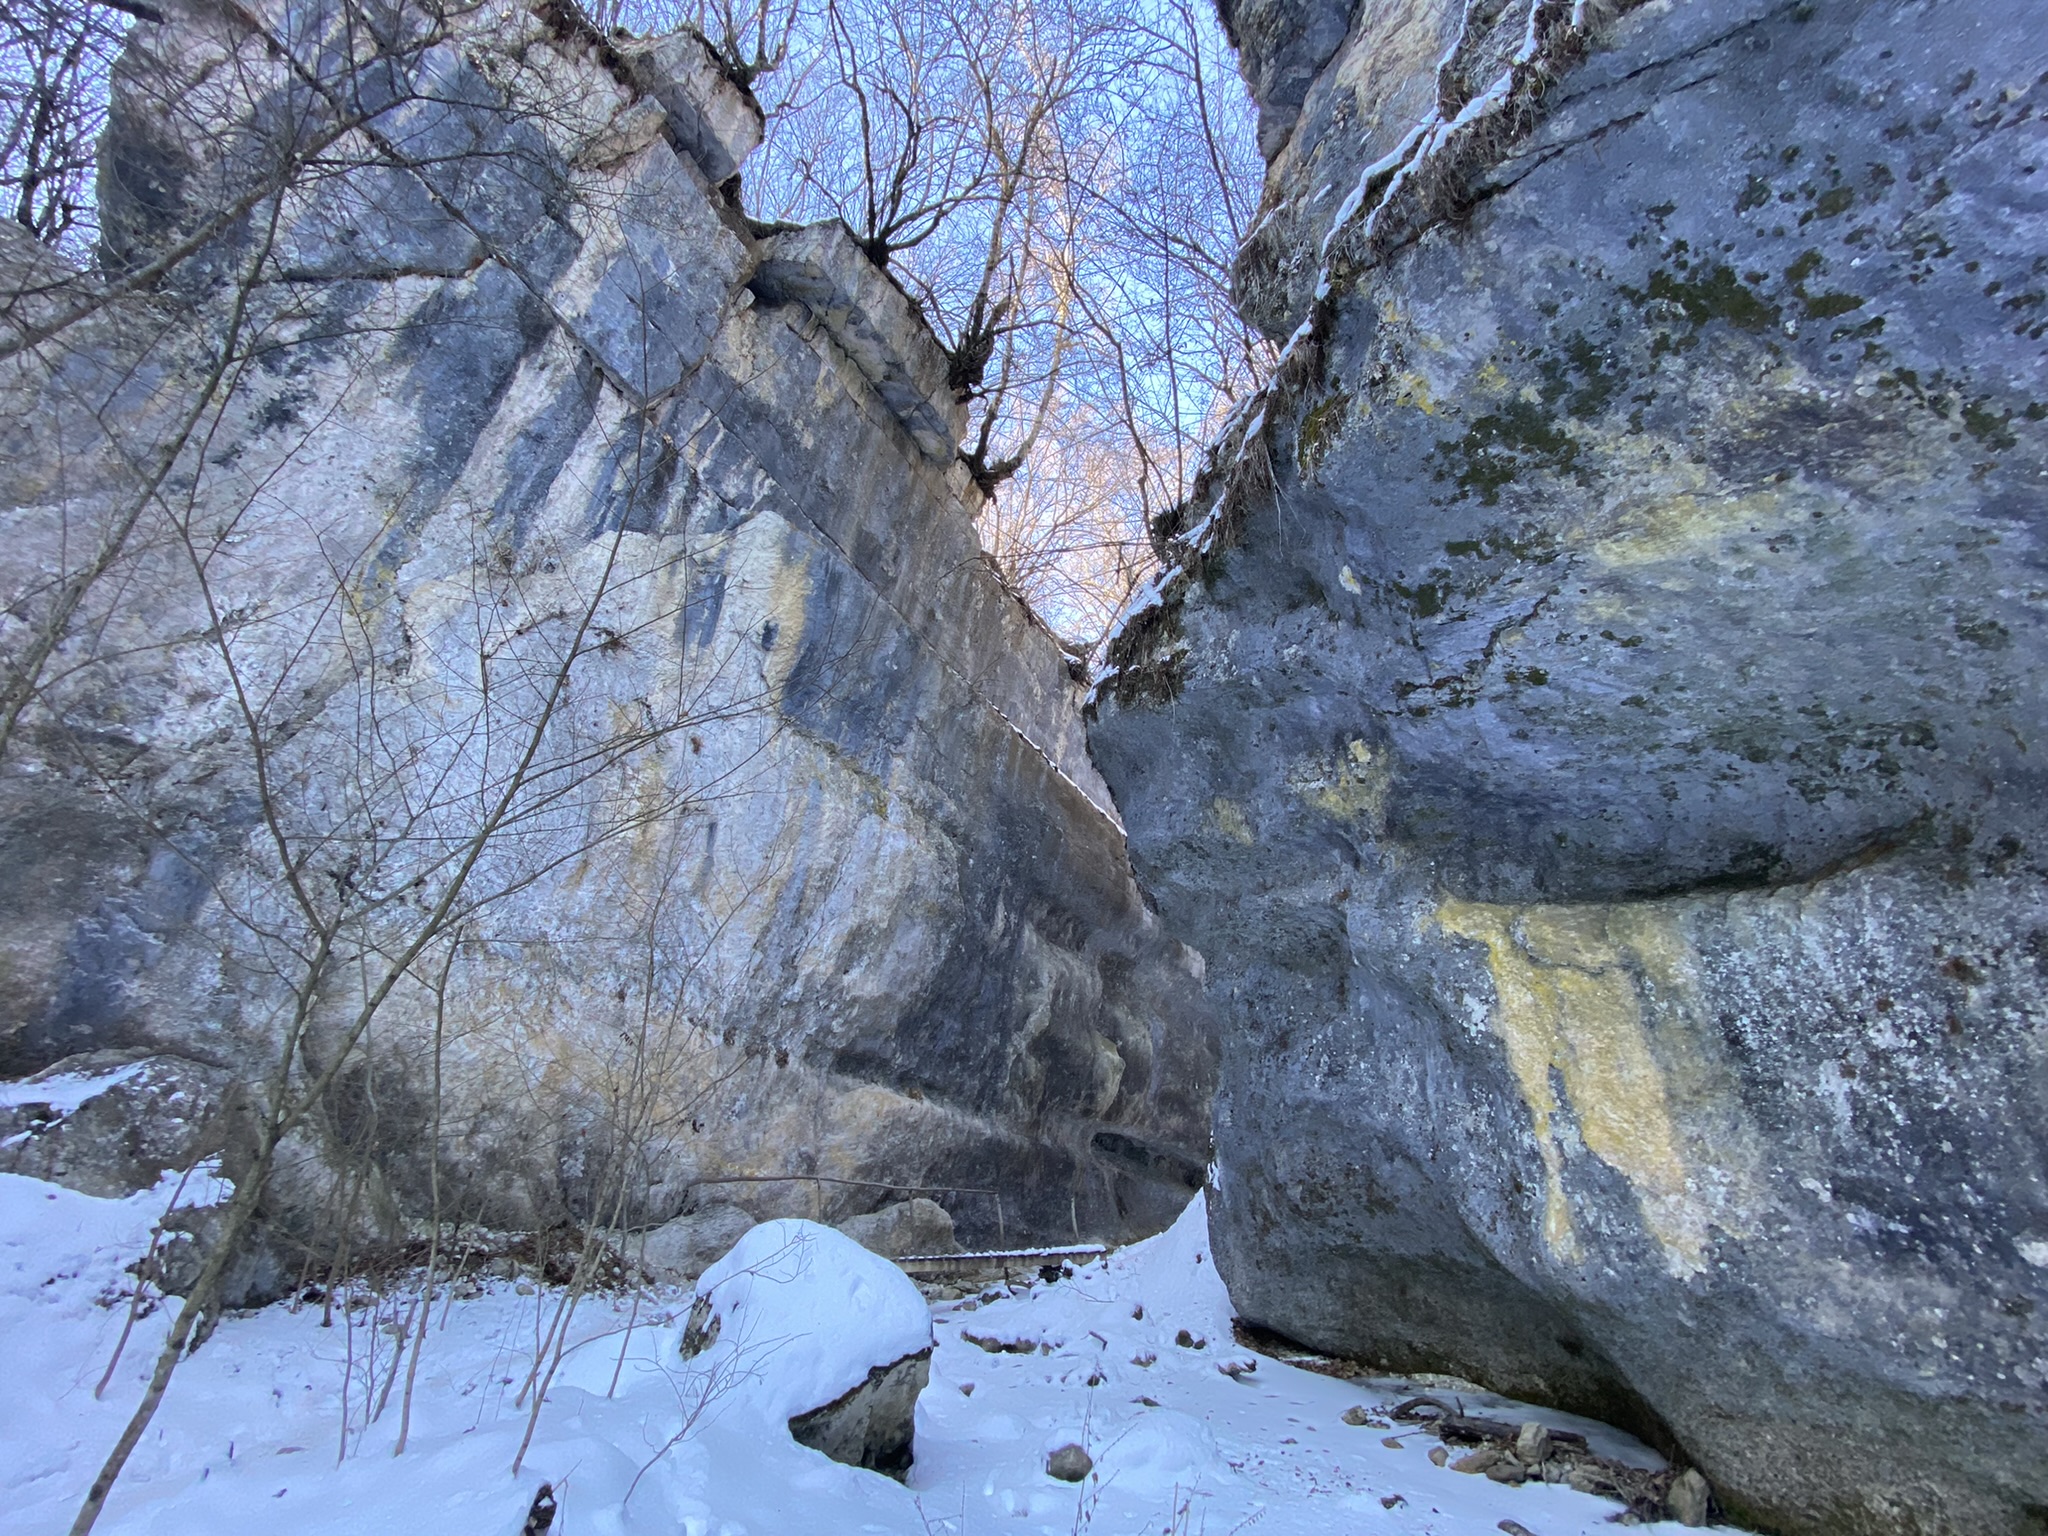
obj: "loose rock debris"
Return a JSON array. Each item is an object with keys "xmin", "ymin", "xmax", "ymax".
[
  {"xmin": 1388, "ymin": 1395, "xmax": 1717, "ymax": 1526},
  {"xmin": 962, "ymin": 1332, "xmax": 1044, "ymax": 1354}
]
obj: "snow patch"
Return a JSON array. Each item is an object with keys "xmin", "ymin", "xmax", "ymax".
[{"xmin": 0, "ymin": 1062, "xmax": 147, "ymax": 1115}]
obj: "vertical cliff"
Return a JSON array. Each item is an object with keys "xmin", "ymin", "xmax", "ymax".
[
  {"xmin": 1091, "ymin": 1, "xmax": 2048, "ymax": 1531},
  {"xmin": 0, "ymin": 0, "xmax": 1212, "ymax": 1255}
]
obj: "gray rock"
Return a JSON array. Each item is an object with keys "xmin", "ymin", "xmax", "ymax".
[
  {"xmin": 1666, "ymin": 1468, "xmax": 1711, "ymax": 1529},
  {"xmin": 549, "ymin": 132, "xmax": 754, "ymax": 402},
  {"xmin": 1451, "ymin": 1446, "xmax": 1504, "ymax": 1477},
  {"xmin": 835, "ymin": 1197, "xmax": 958, "ymax": 1259},
  {"xmin": 1045, "ymin": 1443, "xmax": 1093, "ymax": 1483},
  {"xmin": 155, "ymin": 1198, "xmax": 293, "ymax": 1310},
  {"xmin": 1225, "ymin": 0, "xmax": 1464, "ymax": 337},
  {"xmin": 0, "ymin": 1050, "xmax": 230, "ymax": 1198},
  {"xmin": 749, "ymin": 221, "xmax": 968, "ymax": 462},
  {"xmin": 787, "ymin": 1347, "xmax": 931, "ymax": 1477},
  {"xmin": 678, "ymin": 1291, "xmax": 721, "ymax": 1358},
  {"xmin": 2, "ymin": 0, "xmax": 1215, "ymax": 1264},
  {"xmin": 638, "ymin": 1205, "xmax": 756, "ymax": 1283},
  {"xmin": 617, "ymin": 27, "xmax": 765, "ymax": 185},
  {"xmin": 1091, "ymin": 1, "xmax": 2048, "ymax": 1533},
  {"xmin": 1513, "ymin": 1422, "xmax": 1550, "ymax": 1468},
  {"xmin": 1215, "ymin": 0, "xmax": 1355, "ymax": 159}
]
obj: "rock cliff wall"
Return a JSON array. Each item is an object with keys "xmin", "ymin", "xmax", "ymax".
[
  {"xmin": 0, "ymin": 0, "xmax": 1211, "ymax": 1260},
  {"xmin": 1092, "ymin": 1, "xmax": 2048, "ymax": 1531}
]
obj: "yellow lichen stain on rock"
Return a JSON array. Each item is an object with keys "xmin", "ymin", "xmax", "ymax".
[
  {"xmin": 1590, "ymin": 487, "xmax": 1796, "ymax": 571},
  {"xmin": 1392, "ymin": 370, "xmax": 1439, "ymax": 414},
  {"xmin": 1332, "ymin": 0, "xmax": 1460, "ymax": 117},
  {"xmin": 1292, "ymin": 738, "xmax": 1389, "ymax": 831},
  {"xmin": 1211, "ymin": 797, "xmax": 1255, "ymax": 846},
  {"xmin": 1435, "ymin": 899, "xmax": 1715, "ymax": 1276},
  {"xmin": 717, "ymin": 516, "xmax": 814, "ymax": 699},
  {"xmin": 1339, "ymin": 564, "xmax": 1364, "ymax": 594},
  {"xmin": 1473, "ymin": 360, "xmax": 1514, "ymax": 396}
]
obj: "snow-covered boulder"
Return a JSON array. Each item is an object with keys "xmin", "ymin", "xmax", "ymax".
[
  {"xmin": 684, "ymin": 1218, "xmax": 934, "ymax": 1474},
  {"xmin": 0, "ymin": 1051, "xmax": 229, "ymax": 1199}
]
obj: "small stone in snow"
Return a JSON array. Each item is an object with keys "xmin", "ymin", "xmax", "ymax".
[
  {"xmin": 1514, "ymin": 1421, "xmax": 1551, "ymax": 1465},
  {"xmin": 1428, "ymin": 1445, "xmax": 1449, "ymax": 1467},
  {"xmin": 1047, "ymin": 1444, "xmax": 1094, "ymax": 1482},
  {"xmin": 1340, "ymin": 1405, "xmax": 1372, "ymax": 1425},
  {"xmin": 1381, "ymin": 1436, "xmax": 1405, "ymax": 1450},
  {"xmin": 1174, "ymin": 1329, "xmax": 1205, "ymax": 1349},
  {"xmin": 1382, "ymin": 1494, "xmax": 1407, "ymax": 1510}
]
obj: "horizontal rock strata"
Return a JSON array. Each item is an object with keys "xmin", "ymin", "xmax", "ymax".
[{"xmin": 0, "ymin": 0, "xmax": 1212, "ymax": 1264}]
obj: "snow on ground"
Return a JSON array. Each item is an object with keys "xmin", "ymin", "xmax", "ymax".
[{"xmin": 4, "ymin": 1173, "xmax": 1719, "ymax": 1535}]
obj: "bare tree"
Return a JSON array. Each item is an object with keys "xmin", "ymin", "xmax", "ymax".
[
  {"xmin": 728, "ymin": 0, "xmax": 1267, "ymax": 645},
  {"xmin": 0, "ymin": 0, "xmax": 137, "ymax": 251}
]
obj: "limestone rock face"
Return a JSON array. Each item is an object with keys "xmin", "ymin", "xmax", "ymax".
[
  {"xmin": 0, "ymin": 0, "xmax": 1212, "ymax": 1263},
  {"xmin": 1094, "ymin": 2, "xmax": 2048, "ymax": 1532}
]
